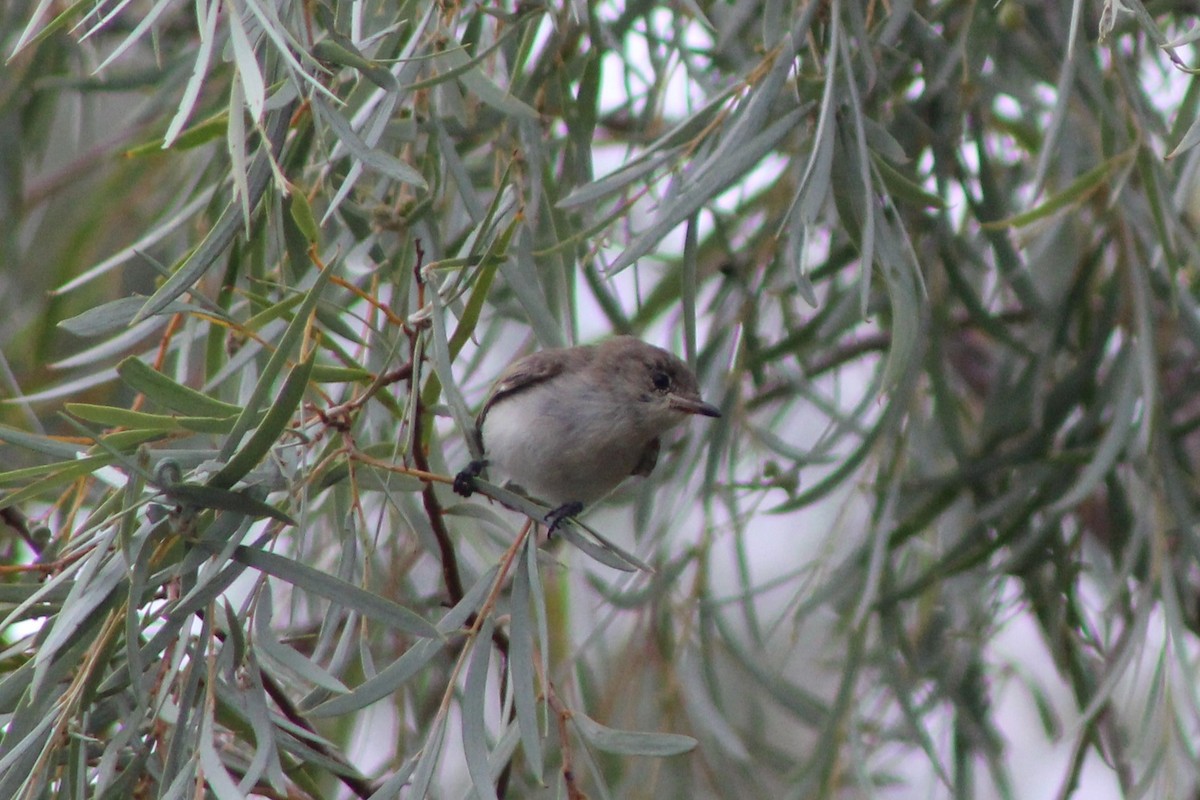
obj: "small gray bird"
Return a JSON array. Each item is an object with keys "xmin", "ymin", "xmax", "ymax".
[{"xmin": 453, "ymin": 336, "xmax": 720, "ymax": 527}]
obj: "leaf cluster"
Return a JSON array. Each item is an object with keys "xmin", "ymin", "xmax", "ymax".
[{"xmin": 3, "ymin": 1, "xmax": 1200, "ymax": 798}]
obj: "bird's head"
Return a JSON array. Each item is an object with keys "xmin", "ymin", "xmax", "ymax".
[{"xmin": 595, "ymin": 336, "xmax": 721, "ymax": 431}]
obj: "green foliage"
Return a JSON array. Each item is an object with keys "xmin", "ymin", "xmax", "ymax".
[{"xmin": 2, "ymin": 0, "xmax": 1200, "ymax": 798}]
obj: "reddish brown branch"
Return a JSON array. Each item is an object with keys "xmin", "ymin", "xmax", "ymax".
[{"xmin": 547, "ymin": 683, "xmax": 588, "ymax": 800}]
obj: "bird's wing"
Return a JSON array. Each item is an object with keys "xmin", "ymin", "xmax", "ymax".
[
  {"xmin": 631, "ymin": 437, "xmax": 661, "ymax": 477},
  {"xmin": 478, "ymin": 350, "xmax": 569, "ymax": 425}
]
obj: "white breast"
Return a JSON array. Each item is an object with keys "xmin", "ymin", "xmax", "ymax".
[{"xmin": 481, "ymin": 378, "xmax": 650, "ymax": 506}]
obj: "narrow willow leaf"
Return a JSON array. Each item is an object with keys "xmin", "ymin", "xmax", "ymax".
[
  {"xmin": 52, "ymin": 189, "xmax": 215, "ymax": 296},
  {"xmin": 572, "ymin": 711, "xmax": 697, "ymax": 757},
  {"xmin": 227, "ymin": 75, "xmax": 251, "ymax": 233},
  {"xmin": 0, "ymin": 713, "xmax": 55, "ymax": 783},
  {"xmin": 226, "ymin": 0, "xmax": 265, "ymax": 124},
  {"xmin": 587, "ymin": 554, "xmax": 691, "ymax": 609},
  {"xmin": 308, "ymin": 638, "xmax": 443, "ymax": 717},
  {"xmin": 311, "ymin": 38, "xmax": 398, "ymax": 90},
  {"xmin": 793, "ymin": 4, "xmax": 839, "ymax": 230},
  {"xmin": 0, "ymin": 424, "xmax": 83, "ymax": 459},
  {"xmin": 557, "ymin": 147, "xmax": 681, "ymax": 210},
  {"xmin": 66, "ymin": 403, "xmax": 235, "ymax": 434},
  {"xmin": 407, "ymin": 716, "xmax": 447, "ymax": 800},
  {"xmin": 0, "ymin": 455, "xmax": 121, "ymax": 506},
  {"xmin": 1167, "ymin": 108, "xmax": 1200, "ymax": 159},
  {"xmin": 32, "ymin": 551, "xmax": 125, "ymax": 695},
  {"xmin": 463, "ymin": 616, "xmax": 500, "ymax": 800},
  {"xmin": 0, "ymin": 664, "xmax": 34, "ymax": 719},
  {"xmin": 162, "ymin": 0, "xmax": 219, "ymax": 146},
  {"xmin": 510, "ymin": 540, "xmax": 544, "ymax": 778},
  {"xmin": 155, "ymin": 112, "xmax": 228, "ymax": 152},
  {"xmin": 10, "ymin": 0, "xmax": 62, "ymax": 56},
  {"xmin": 433, "ymin": 118, "xmax": 486, "ymax": 223},
  {"xmin": 199, "ymin": 711, "xmax": 244, "ymax": 800},
  {"xmin": 230, "ymin": 546, "xmax": 440, "ymax": 640},
  {"xmin": 0, "ymin": 566, "xmax": 82, "ymax": 636},
  {"xmin": 363, "ymin": 755, "xmax": 418, "ymax": 800},
  {"xmin": 209, "ymin": 349, "xmax": 315, "ymax": 489},
  {"xmin": 87, "ymin": 427, "xmax": 165, "ymax": 453},
  {"xmin": 840, "ymin": 28, "xmax": 876, "ymax": 318},
  {"xmin": 1050, "ymin": 348, "xmax": 1140, "ymax": 514},
  {"xmin": 425, "ymin": 271, "xmax": 476, "ymax": 456},
  {"xmin": 861, "ymin": 115, "xmax": 910, "ymax": 164},
  {"xmin": 49, "ymin": 322, "xmax": 164, "ymax": 373},
  {"xmin": 682, "ymin": 216, "xmax": 698, "ymax": 362},
  {"xmin": 214, "ymin": 265, "xmax": 331, "ymax": 470},
  {"xmin": 983, "ymin": 147, "xmax": 1137, "ymax": 229},
  {"xmin": 439, "ymin": 45, "xmax": 539, "ymax": 122},
  {"xmin": 567, "ymin": 518, "xmax": 652, "ymax": 572},
  {"xmin": 1, "ymin": 639, "xmax": 92, "ymax": 744},
  {"xmin": 91, "ymin": 0, "xmax": 175, "ymax": 72},
  {"xmin": 875, "ymin": 629, "xmax": 953, "ymax": 787},
  {"xmin": 308, "ymin": 364, "xmax": 371, "ymax": 383},
  {"xmin": 607, "ymin": 106, "xmax": 805, "ymax": 276},
  {"xmin": 449, "ymin": 241, "xmax": 503, "ymax": 355},
  {"xmin": 1068, "ymin": 587, "xmax": 1153, "ymax": 732},
  {"xmin": 117, "ymin": 358, "xmax": 242, "ymax": 417},
  {"xmin": 524, "ymin": 527, "xmax": 550, "ymax": 696},
  {"xmin": 556, "ymin": 523, "xmax": 639, "ymax": 571},
  {"xmin": 231, "ymin": 669, "xmax": 285, "ymax": 795},
  {"xmin": 92, "ymin": 717, "xmax": 147, "ymax": 797},
  {"xmin": 706, "ymin": 18, "xmax": 802, "ymax": 169},
  {"xmin": 58, "ymin": 296, "xmax": 196, "ymax": 337},
  {"xmin": 463, "ymin": 480, "xmax": 645, "ymax": 570},
  {"xmin": 505, "ymin": 227, "xmax": 566, "ymax": 348},
  {"xmin": 240, "ymin": 0, "xmax": 337, "ymax": 105},
  {"xmin": 313, "ymin": 97, "xmax": 426, "ymax": 188},
  {"xmin": 158, "ymin": 754, "xmax": 199, "ymax": 800},
  {"xmin": 125, "ymin": 521, "xmax": 159, "ymax": 710},
  {"xmin": 5, "ymin": 370, "xmax": 120, "ymax": 405},
  {"xmin": 304, "ymin": 568, "xmax": 500, "ymax": 715},
  {"xmin": 242, "ymin": 290, "xmax": 305, "ymax": 332},
  {"xmin": 319, "ymin": 20, "xmax": 431, "ymax": 222},
  {"xmin": 163, "ymin": 483, "xmax": 295, "ymax": 524},
  {"xmin": 157, "ymin": 673, "xmax": 204, "ymax": 800},
  {"xmin": 288, "ymin": 185, "xmax": 320, "ymax": 244},
  {"xmin": 134, "ymin": 104, "xmax": 293, "ymax": 322},
  {"xmin": 675, "ymin": 653, "xmax": 754, "ymax": 762},
  {"xmin": 872, "ymin": 155, "xmax": 944, "ymax": 209},
  {"xmin": 113, "ymin": 542, "xmax": 259, "ymax": 698},
  {"xmin": 0, "ymin": 581, "xmax": 68, "ymax": 605},
  {"xmin": 557, "ymin": 79, "xmax": 747, "ymax": 210},
  {"xmin": 768, "ymin": 403, "xmax": 886, "ymax": 511},
  {"xmin": 254, "ymin": 589, "xmax": 349, "ymax": 693},
  {"xmin": 876, "ymin": 230, "xmax": 921, "ymax": 392}
]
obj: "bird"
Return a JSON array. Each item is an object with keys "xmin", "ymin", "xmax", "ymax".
[{"xmin": 453, "ymin": 336, "xmax": 720, "ymax": 528}]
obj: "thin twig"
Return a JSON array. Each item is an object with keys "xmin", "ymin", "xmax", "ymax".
[
  {"xmin": 0, "ymin": 506, "xmax": 41, "ymax": 556},
  {"xmin": 406, "ymin": 241, "xmax": 468, "ymax": 607},
  {"xmin": 259, "ymin": 668, "xmax": 378, "ymax": 798},
  {"xmin": 545, "ymin": 680, "xmax": 588, "ymax": 800}
]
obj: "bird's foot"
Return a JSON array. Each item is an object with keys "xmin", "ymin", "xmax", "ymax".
[
  {"xmin": 544, "ymin": 501, "xmax": 584, "ymax": 534},
  {"xmin": 453, "ymin": 460, "xmax": 486, "ymax": 497}
]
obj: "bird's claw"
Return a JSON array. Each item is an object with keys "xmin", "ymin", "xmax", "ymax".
[
  {"xmin": 544, "ymin": 501, "xmax": 584, "ymax": 535},
  {"xmin": 453, "ymin": 460, "xmax": 486, "ymax": 497}
]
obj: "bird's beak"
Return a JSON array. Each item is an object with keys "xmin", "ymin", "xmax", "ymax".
[{"xmin": 668, "ymin": 394, "xmax": 721, "ymax": 418}]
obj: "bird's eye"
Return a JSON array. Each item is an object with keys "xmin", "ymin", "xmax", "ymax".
[{"xmin": 651, "ymin": 370, "xmax": 671, "ymax": 391}]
